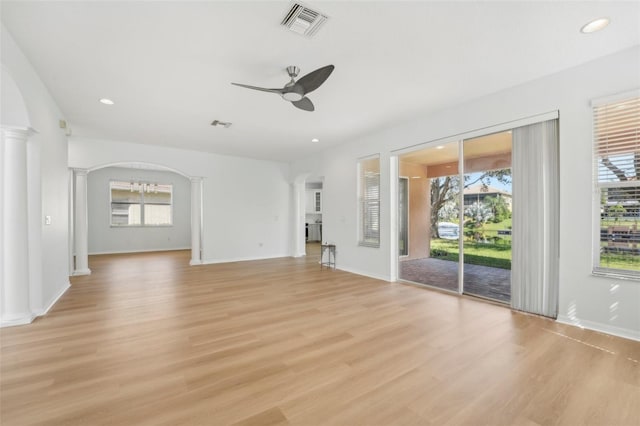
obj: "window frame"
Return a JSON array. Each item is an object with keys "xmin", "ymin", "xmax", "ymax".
[
  {"xmin": 109, "ymin": 180, "xmax": 174, "ymax": 227},
  {"xmin": 357, "ymin": 154, "xmax": 381, "ymax": 248},
  {"xmin": 592, "ymin": 90, "xmax": 640, "ymax": 280}
]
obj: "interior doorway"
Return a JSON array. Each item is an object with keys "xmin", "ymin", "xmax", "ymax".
[{"xmin": 305, "ymin": 180, "xmax": 323, "ymax": 260}]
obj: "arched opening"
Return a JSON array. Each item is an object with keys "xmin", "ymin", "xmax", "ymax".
[{"xmin": 70, "ymin": 161, "xmax": 203, "ymax": 275}]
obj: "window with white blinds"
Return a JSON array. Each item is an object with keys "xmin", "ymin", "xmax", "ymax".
[
  {"xmin": 110, "ymin": 181, "xmax": 173, "ymax": 227},
  {"xmin": 358, "ymin": 155, "xmax": 380, "ymax": 247},
  {"xmin": 593, "ymin": 92, "xmax": 640, "ymax": 277}
]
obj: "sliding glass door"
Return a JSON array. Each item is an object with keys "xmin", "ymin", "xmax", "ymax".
[
  {"xmin": 398, "ymin": 177, "xmax": 409, "ymax": 257},
  {"xmin": 398, "ymin": 142, "xmax": 460, "ymax": 292},
  {"xmin": 461, "ymin": 132, "xmax": 512, "ymax": 303},
  {"xmin": 397, "ymin": 133, "xmax": 513, "ymax": 303}
]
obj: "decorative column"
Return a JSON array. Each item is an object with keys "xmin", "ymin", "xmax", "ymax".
[
  {"xmin": 1, "ymin": 127, "xmax": 33, "ymax": 326},
  {"xmin": 190, "ymin": 177, "xmax": 203, "ymax": 265},
  {"xmin": 72, "ymin": 169, "xmax": 91, "ymax": 275}
]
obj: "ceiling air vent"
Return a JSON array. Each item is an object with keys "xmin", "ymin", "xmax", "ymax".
[
  {"xmin": 281, "ymin": 2, "xmax": 329, "ymax": 38},
  {"xmin": 211, "ymin": 120, "xmax": 232, "ymax": 128}
]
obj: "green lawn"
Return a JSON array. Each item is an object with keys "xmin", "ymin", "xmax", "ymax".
[
  {"xmin": 599, "ymin": 253, "xmax": 640, "ymax": 271},
  {"xmin": 430, "ymin": 238, "xmax": 511, "ymax": 270},
  {"xmin": 430, "ymin": 218, "xmax": 513, "ymax": 269}
]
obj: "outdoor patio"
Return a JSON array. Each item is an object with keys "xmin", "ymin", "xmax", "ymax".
[{"xmin": 399, "ymin": 257, "xmax": 511, "ymax": 303}]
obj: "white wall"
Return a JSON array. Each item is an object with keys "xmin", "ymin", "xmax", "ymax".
[
  {"xmin": 292, "ymin": 46, "xmax": 640, "ymax": 341},
  {"xmin": 87, "ymin": 167, "xmax": 190, "ymax": 254},
  {"xmin": 1, "ymin": 24, "xmax": 70, "ymax": 316},
  {"xmin": 69, "ymin": 138, "xmax": 291, "ymax": 263}
]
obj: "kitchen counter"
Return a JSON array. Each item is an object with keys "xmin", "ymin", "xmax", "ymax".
[{"xmin": 306, "ymin": 223, "xmax": 322, "ymax": 242}]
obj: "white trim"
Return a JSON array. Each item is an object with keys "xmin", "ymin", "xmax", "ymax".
[
  {"xmin": 34, "ymin": 281, "xmax": 70, "ymax": 316},
  {"xmin": 72, "ymin": 268, "xmax": 91, "ymax": 276},
  {"xmin": 336, "ymin": 265, "xmax": 390, "ymax": 282},
  {"xmin": 598, "ymin": 180, "xmax": 640, "ymax": 189},
  {"xmin": 357, "ymin": 152, "xmax": 381, "ymax": 161},
  {"xmin": 1, "ymin": 314, "xmax": 35, "ymax": 328},
  {"xmin": 200, "ymin": 253, "xmax": 291, "ymax": 265},
  {"xmin": 590, "ymin": 88, "xmax": 640, "ymax": 107},
  {"xmin": 88, "ymin": 247, "xmax": 190, "ymax": 255},
  {"xmin": 86, "ymin": 161, "xmax": 193, "ymax": 179},
  {"xmin": 556, "ymin": 315, "xmax": 640, "ymax": 342},
  {"xmin": 391, "ymin": 110, "xmax": 559, "ymax": 156}
]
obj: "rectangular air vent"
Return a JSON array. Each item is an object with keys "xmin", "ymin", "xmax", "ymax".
[
  {"xmin": 281, "ymin": 2, "xmax": 329, "ymax": 38},
  {"xmin": 211, "ymin": 120, "xmax": 232, "ymax": 128}
]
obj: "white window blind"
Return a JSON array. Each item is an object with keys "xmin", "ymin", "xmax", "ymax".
[
  {"xmin": 593, "ymin": 92, "xmax": 640, "ymax": 277},
  {"xmin": 358, "ymin": 155, "xmax": 380, "ymax": 247}
]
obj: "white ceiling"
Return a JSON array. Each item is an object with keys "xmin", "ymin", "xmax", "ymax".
[{"xmin": 2, "ymin": 1, "xmax": 639, "ymax": 162}]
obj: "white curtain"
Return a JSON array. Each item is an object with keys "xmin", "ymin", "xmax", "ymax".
[{"xmin": 511, "ymin": 119, "xmax": 559, "ymax": 318}]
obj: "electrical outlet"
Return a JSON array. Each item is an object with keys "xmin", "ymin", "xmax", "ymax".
[{"xmin": 45, "ymin": 215, "xmax": 52, "ymax": 225}]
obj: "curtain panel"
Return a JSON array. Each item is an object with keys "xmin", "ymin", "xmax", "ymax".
[{"xmin": 511, "ymin": 119, "xmax": 560, "ymax": 318}]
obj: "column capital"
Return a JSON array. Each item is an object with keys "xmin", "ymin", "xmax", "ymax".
[
  {"xmin": 72, "ymin": 168, "xmax": 89, "ymax": 176},
  {"xmin": 0, "ymin": 126, "xmax": 34, "ymax": 140},
  {"xmin": 190, "ymin": 176, "xmax": 203, "ymax": 183}
]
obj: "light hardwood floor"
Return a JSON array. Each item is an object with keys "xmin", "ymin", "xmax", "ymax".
[{"xmin": 1, "ymin": 249, "xmax": 639, "ymax": 425}]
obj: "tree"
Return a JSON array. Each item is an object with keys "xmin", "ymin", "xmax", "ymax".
[
  {"xmin": 430, "ymin": 176, "xmax": 460, "ymax": 238},
  {"xmin": 607, "ymin": 203, "xmax": 626, "ymax": 222},
  {"xmin": 438, "ymin": 201, "xmax": 459, "ymax": 221},
  {"xmin": 483, "ymin": 195, "xmax": 510, "ymax": 223},
  {"xmin": 430, "ymin": 169, "xmax": 511, "ymax": 238},
  {"xmin": 465, "ymin": 202, "xmax": 494, "ymax": 226},
  {"xmin": 464, "ymin": 202, "xmax": 493, "ymax": 242}
]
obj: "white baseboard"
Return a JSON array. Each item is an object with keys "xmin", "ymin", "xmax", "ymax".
[
  {"xmin": 72, "ymin": 268, "xmax": 91, "ymax": 276},
  {"xmin": 556, "ymin": 315, "xmax": 640, "ymax": 342},
  {"xmin": 201, "ymin": 253, "xmax": 290, "ymax": 265},
  {"xmin": 35, "ymin": 281, "xmax": 71, "ymax": 316},
  {"xmin": 88, "ymin": 247, "xmax": 190, "ymax": 255},
  {"xmin": 335, "ymin": 265, "xmax": 391, "ymax": 282},
  {"xmin": 1, "ymin": 313, "xmax": 35, "ymax": 328}
]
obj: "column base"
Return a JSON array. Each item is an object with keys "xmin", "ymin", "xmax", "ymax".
[
  {"xmin": 72, "ymin": 268, "xmax": 91, "ymax": 276},
  {"xmin": 189, "ymin": 259, "xmax": 202, "ymax": 266},
  {"xmin": 1, "ymin": 313, "xmax": 35, "ymax": 328}
]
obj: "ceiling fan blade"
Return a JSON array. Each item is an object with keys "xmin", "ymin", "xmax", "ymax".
[
  {"xmin": 296, "ymin": 65, "xmax": 335, "ymax": 95},
  {"xmin": 292, "ymin": 97, "xmax": 314, "ymax": 112},
  {"xmin": 231, "ymin": 82, "xmax": 283, "ymax": 94}
]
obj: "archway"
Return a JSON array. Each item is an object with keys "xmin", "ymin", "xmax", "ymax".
[
  {"xmin": 1, "ymin": 66, "xmax": 36, "ymax": 325},
  {"xmin": 70, "ymin": 161, "xmax": 203, "ymax": 276}
]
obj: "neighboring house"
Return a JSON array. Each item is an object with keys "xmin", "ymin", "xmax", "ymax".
[{"xmin": 463, "ymin": 185, "xmax": 512, "ymax": 211}]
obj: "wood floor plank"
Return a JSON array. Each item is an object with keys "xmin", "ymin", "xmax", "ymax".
[{"xmin": 1, "ymin": 247, "xmax": 639, "ymax": 425}]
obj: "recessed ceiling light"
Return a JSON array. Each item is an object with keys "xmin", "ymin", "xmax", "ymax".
[
  {"xmin": 435, "ymin": 145, "xmax": 445, "ymax": 150},
  {"xmin": 581, "ymin": 17, "xmax": 610, "ymax": 34},
  {"xmin": 99, "ymin": 98, "xmax": 114, "ymax": 105},
  {"xmin": 311, "ymin": 138, "xmax": 319, "ymax": 143}
]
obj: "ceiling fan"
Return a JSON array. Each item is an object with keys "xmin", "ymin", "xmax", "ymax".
[{"xmin": 231, "ymin": 65, "xmax": 334, "ymax": 112}]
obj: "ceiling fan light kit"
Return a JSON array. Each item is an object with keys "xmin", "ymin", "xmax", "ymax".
[{"xmin": 231, "ymin": 64, "xmax": 335, "ymax": 112}]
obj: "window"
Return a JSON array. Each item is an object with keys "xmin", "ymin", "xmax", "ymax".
[
  {"xmin": 358, "ymin": 155, "xmax": 380, "ymax": 247},
  {"xmin": 110, "ymin": 181, "xmax": 173, "ymax": 226},
  {"xmin": 593, "ymin": 92, "xmax": 640, "ymax": 277}
]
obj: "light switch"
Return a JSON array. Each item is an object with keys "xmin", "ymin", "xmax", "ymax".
[{"xmin": 45, "ymin": 215, "xmax": 52, "ymax": 225}]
